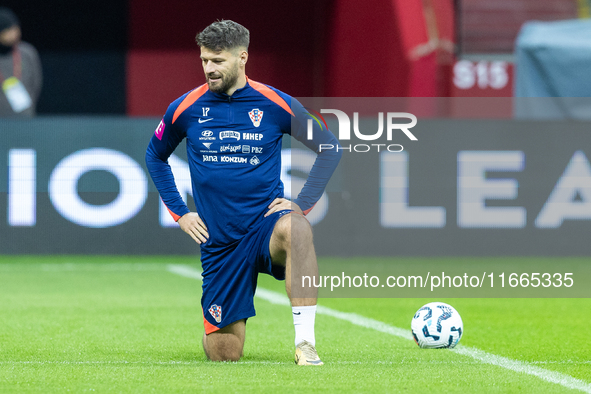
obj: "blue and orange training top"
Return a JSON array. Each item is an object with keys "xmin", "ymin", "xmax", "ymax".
[{"xmin": 145, "ymin": 78, "xmax": 341, "ymax": 254}]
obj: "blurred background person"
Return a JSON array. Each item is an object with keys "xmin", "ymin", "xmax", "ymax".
[{"xmin": 0, "ymin": 7, "xmax": 42, "ymax": 117}]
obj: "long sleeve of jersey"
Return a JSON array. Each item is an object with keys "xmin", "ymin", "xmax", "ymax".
[
  {"xmin": 281, "ymin": 96, "xmax": 342, "ymax": 214},
  {"xmin": 145, "ymin": 96, "xmax": 191, "ymax": 221}
]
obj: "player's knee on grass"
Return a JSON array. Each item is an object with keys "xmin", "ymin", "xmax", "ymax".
[
  {"xmin": 203, "ymin": 333, "xmax": 243, "ymax": 362},
  {"xmin": 203, "ymin": 320, "xmax": 246, "ymax": 362}
]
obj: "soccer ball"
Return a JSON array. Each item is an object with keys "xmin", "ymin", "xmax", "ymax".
[{"xmin": 411, "ymin": 302, "xmax": 463, "ymax": 349}]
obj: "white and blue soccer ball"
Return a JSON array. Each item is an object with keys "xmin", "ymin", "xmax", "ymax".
[{"xmin": 411, "ymin": 302, "xmax": 463, "ymax": 349}]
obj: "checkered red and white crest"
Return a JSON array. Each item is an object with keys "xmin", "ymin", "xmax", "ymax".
[
  {"xmin": 209, "ymin": 304, "xmax": 222, "ymax": 323},
  {"xmin": 248, "ymin": 108, "xmax": 264, "ymax": 127}
]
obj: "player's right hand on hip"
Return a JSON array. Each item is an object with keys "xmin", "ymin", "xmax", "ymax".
[{"xmin": 178, "ymin": 212, "xmax": 209, "ymax": 244}]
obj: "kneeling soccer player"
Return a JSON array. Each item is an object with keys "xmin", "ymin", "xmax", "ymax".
[{"xmin": 145, "ymin": 20, "xmax": 341, "ymax": 365}]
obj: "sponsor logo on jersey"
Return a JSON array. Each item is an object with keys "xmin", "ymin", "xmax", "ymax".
[
  {"xmin": 249, "ymin": 108, "xmax": 264, "ymax": 127},
  {"xmin": 154, "ymin": 120, "xmax": 165, "ymax": 140},
  {"xmin": 200, "ymin": 130, "xmax": 216, "ymax": 141},
  {"xmin": 200, "ymin": 141, "xmax": 217, "ymax": 153},
  {"xmin": 209, "ymin": 304, "xmax": 222, "ymax": 323},
  {"xmin": 220, "ymin": 144, "xmax": 242, "ymax": 153},
  {"xmin": 243, "ymin": 132, "xmax": 263, "ymax": 141},
  {"xmin": 242, "ymin": 145, "xmax": 251, "ymax": 154},
  {"xmin": 220, "ymin": 131, "xmax": 241, "ymax": 141},
  {"xmin": 198, "ymin": 118, "xmax": 213, "ymax": 123},
  {"xmin": 252, "ymin": 146, "xmax": 263, "ymax": 154},
  {"xmin": 203, "ymin": 155, "xmax": 218, "ymax": 162},
  {"xmin": 250, "ymin": 156, "xmax": 260, "ymax": 166},
  {"xmin": 221, "ymin": 156, "xmax": 247, "ymax": 164}
]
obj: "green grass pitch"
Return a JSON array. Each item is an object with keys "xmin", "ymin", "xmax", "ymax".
[{"xmin": 0, "ymin": 256, "xmax": 589, "ymax": 393}]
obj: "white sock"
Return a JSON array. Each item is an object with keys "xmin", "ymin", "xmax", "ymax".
[{"xmin": 292, "ymin": 305, "xmax": 316, "ymax": 347}]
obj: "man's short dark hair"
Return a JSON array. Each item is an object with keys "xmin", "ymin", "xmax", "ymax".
[
  {"xmin": 0, "ymin": 7, "xmax": 19, "ymax": 32},
  {"xmin": 196, "ymin": 20, "xmax": 250, "ymax": 52}
]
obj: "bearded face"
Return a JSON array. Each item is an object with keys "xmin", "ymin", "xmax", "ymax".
[{"xmin": 200, "ymin": 47, "xmax": 246, "ymax": 95}]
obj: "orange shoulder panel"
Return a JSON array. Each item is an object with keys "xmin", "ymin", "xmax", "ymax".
[
  {"xmin": 172, "ymin": 84, "xmax": 209, "ymax": 124},
  {"xmin": 248, "ymin": 78, "xmax": 295, "ymax": 117}
]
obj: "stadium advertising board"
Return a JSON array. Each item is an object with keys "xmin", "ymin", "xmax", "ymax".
[{"xmin": 2, "ymin": 116, "xmax": 591, "ymax": 263}]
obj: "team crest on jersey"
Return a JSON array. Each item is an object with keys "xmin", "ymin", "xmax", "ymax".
[
  {"xmin": 209, "ymin": 304, "xmax": 222, "ymax": 323},
  {"xmin": 248, "ymin": 108, "xmax": 264, "ymax": 127}
]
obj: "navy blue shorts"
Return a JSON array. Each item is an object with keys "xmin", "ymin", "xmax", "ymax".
[{"xmin": 200, "ymin": 210, "xmax": 291, "ymax": 334}]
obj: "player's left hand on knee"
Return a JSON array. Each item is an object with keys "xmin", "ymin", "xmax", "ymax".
[{"xmin": 265, "ymin": 198, "xmax": 303, "ymax": 217}]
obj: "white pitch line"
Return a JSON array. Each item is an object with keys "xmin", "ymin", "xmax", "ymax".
[
  {"xmin": 0, "ymin": 360, "xmax": 496, "ymax": 366},
  {"xmin": 452, "ymin": 347, "xmax": 591, "ymax": 394},
  {"xmin": 0, "ymin": 360, "xmax": 282, "ymax": 366},
  {"xmin": 0, "ymin": 263, "xmax": 167, "ymax": 272},
  {"xmin": 168, "ymin": 264, "xmax": 591, "ymax": 393},
  {"xmin": 167, "ymin": 264, "xmax": 204, "ymax": 280}
]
